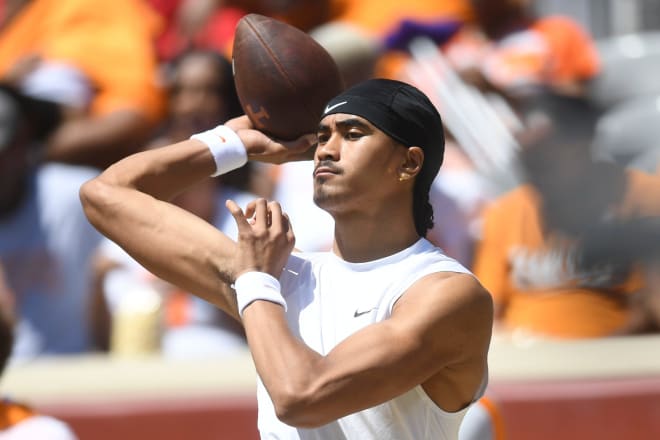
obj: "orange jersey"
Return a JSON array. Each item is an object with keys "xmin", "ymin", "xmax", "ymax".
[
  {"xmin": 474, "ymin": 170, "xmax": 660, "ymax": 338},
  {"xmin": 445, "ymin": 16, "xmax": 600, "ymax": 90},
  {"xmin": 0, "ymin": 0, "xmax": 165, "ymax": 121},
  {"xmin": 0, "ymin": 400, "xmax": 35, "ymax": 430},
  {"xmin": 334, "ymin": 0, "xmax": 472, "ymax": 36}
]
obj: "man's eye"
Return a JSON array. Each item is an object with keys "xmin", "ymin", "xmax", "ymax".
[
  {"xmin": 317, "ymin": 134, "xmax": 329, "ymax": 144},
  {"xmin": 346, "ymin": 131, "xmax": 363, "ymax": 140}
]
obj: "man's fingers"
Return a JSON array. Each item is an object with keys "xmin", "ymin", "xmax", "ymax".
[
  {"xmin": 269, "ymin": 201, "xmax": 285, "ymax": 232},
  {"xmin": 245, "ymin": 200, "xmax": 257, "ymax": 220},
  {"xmin": 254, "ymin": 198, "xmax": 269, "ymax": 228},
  {"xmin": 283, "ymin": 212, "xmax": 295, "ymax": 246},
  {"xmin": 226, "ymin": 199, "xmax": 251, "ymax": 232}
]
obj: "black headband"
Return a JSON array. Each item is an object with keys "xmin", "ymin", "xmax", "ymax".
[{"xmin": 322, "ymin": 78, "xmax": 445, "ymax": 181}]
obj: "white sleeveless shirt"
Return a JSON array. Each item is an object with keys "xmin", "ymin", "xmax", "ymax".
[{"xmin": 256, "ymin": 238, "xmax": 484, "ymax": 440}]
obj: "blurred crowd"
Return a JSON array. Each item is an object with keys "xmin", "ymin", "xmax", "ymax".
[
  {"xmin": 0, "ymin": 0, "xmax": 659, "ymax": 429},
  {"xmin": 1, "ymin": 0, "xmax": 659, "ymax": 437}
]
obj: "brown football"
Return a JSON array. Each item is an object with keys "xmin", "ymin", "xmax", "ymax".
[{"xmin": 232, "ymin": 14, "xmax": 344, "ymax": 140}]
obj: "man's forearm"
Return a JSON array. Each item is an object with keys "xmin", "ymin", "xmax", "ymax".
[
  {"xmin": 98, "ymin": 139, "xmax": 216, "ymax": 201},
  {"xmin": 242, "ymin": 302, "xmax": 324, "ymax": 425}
]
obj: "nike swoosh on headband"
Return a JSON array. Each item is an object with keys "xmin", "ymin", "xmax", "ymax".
[{"xmin": 324, "ymin": 101, "xmax": 348, "ymax": 114}]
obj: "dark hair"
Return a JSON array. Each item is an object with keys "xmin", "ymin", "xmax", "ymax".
[
  {"xmin": 0, "ymin": 83, "xmax": 62, "ymax": 150},
  {"xmin": 413, "ymin": 177, "xmax": 435, "ymax": 237},
  {"xmin": 167, "ymin": 49, "xmax": 243, "ymax": 119}
]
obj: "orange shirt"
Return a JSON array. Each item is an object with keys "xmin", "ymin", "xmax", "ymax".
[
  {"xmin": 0, "ymin": 400, "xmax": 34, "ymax": 430},
  {"xmin": 334, "ymin": 0, "xmax": 472, "ymax": 36},
  {"xmin": 474, "ymin": 170, "xmax": 660, "ymax": 338},
  {"xmin": 444, "ymin": 16, "xmax": 600, "ymax": 90},
  {"xmin": 0, "ymin": 0, "xmax": 165, "ymax": 121}
]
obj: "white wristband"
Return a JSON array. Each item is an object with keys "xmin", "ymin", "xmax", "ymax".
[
  {"xmin": 234, "ymin": 271, "xmax": 286, "ymax": 318},
  {"xmin": 190, "ymin": 125, "xmax": 248, "ymax": 177}
]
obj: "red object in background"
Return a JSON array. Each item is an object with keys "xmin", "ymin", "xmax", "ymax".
[
  {"xmin": 489, "ymin": 376, "xmax": 660, "ymax": 440},
  {"xmin": 194, "ymin": 7, "xmax": 245, "ymax": 58},
  {"xmin": 40, "ymin": 376, "xmax": 660, "ymax": 440},
  {"xmin": 43, "ymin": 395, "xmax": 259, "ymax": 440},
  {"xmin": 146, "ymin": 0, "xmax": 245, "ymax": 61}
]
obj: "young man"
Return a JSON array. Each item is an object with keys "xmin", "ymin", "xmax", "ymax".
[{"xmin": 80, "ymin": 79, "xmax": 493, "ymax": 439}]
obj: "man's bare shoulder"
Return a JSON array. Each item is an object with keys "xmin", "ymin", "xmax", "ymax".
[
  {"xmin": 400, "ymin": 271, "xmax": 492, "ymax": 310},
  {"xmin": 393, "ymin": 272, "xmax": 493, "ymax": 355}
]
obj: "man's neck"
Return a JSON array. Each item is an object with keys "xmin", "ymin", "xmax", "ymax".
[{"xmin": 331, "ymin": 208, "xmax": 420, "ymax": 263}]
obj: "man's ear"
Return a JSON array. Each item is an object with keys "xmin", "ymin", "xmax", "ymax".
[{"xmin": 397, "ymin": 146, "xmax": 423, "ymax": 181}]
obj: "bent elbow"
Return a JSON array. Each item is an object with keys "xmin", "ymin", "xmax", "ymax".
[{"xmin": 273, "ymin": 390, "xmax": 333, "ymax": 429}]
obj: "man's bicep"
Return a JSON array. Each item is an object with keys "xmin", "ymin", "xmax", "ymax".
[{"xmin": 81, "ymin": 180, "xmax": 240, "ymax": 318}]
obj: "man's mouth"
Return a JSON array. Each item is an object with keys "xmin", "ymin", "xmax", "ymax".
[{"xmin": 313, "ymin": 163, "xmax": 341, "ymax": 177}]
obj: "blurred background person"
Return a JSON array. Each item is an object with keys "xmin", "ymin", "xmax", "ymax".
[
  {"xmin": 0, "ymin": 84, "xmax": 101, "ymax": 359},
  {"xmin": 89, "ymin": 49, "xmax": 255, "ymax": 358},
  {"xmin": 0, "ymin": 0, "xmax": 165, "ymax": 169},
  {"xmin": 0, "ymin": 263, "xmax": 79, "ymax": 439},
  {"xmin": 315, "ymin": 0, "xmax": 473, "ymax": 86},
  {"xmin": 151, "ymin": 49, "xmax": 242, "ymax": 145},
  {"xmin": 443, "ymin": 0, "xmax": 601, "ymax": 98},
  {"xmin": 473, "ymin": 91, "xmax": 660, "ymax": 339},
  {"xmin": 147, "ymin": 0, "xmax": 336, "ymax": 61},
  {"xmin": 372, "ymin": 0, "xmax": 604, "ymax": 271}
]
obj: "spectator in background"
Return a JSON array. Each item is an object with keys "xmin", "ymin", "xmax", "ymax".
[
  {"xmin": 0, "ymin": 263, "xmax": 79, "ymax": 439},
  {"xmin": 90, "ymin": 49, "xmax": 255, "ymax": 357},
  {"xmin": 152, "ymin": 50, "xmax": 243, "ymax": 145},
  {"xmin": 147, "ymin": 0, "xmax": 335, "ymax": 61},
  {"xmin": 0, "ymin": 84, "xmax": 101, "ymax": 358},
  {"xmin": 334, "ymin": 0, "xmax": 472, "ymax": 39},
  {"xmin": 473, "ymin": 92, "xmax": 660, "ymax": 339},
  {"xmin": 378, "ymin": 0, "xmax": 603, "ymax": 269},
  {"xmin": 443, "ymin": 0, "xmax": 600, "ymax": 97},
  {"xmin": 312, "ymin": 0, "xmax": 473, "ymax": 85},
  {"xmin": 0, "ymin": 0, "xmax": 165, "ymax": 169}
]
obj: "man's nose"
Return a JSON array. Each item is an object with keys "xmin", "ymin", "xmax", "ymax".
[{"xmin": 315, "ymin": 134, "xmax": 340, "ymax": 161}]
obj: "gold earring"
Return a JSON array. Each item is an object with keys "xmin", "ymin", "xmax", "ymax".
[{"xmin": 398, "ymin": 174, "xmax": 408, "ymax": 182}]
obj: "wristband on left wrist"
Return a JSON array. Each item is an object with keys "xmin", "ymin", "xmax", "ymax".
[
  {"xmin": 234, "ymin": 271, "xmax": 286, "ymax": 318},
  {"xmin": 190, "ymin": 125, "xmax": 248, "ymax": 177}
]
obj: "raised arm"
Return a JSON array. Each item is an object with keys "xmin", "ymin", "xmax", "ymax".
[{"xmin": 79, "ymin": 116, "xmax": 315, "ymax": 320}]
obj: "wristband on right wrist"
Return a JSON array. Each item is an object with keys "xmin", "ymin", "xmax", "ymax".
[
  {"xmin": 234, "ymin": 271, "xmax": 286, "ymax": 318},
  {"xmin": 190, "ymin": 125, "xmax": 248, "ymax": 177}
]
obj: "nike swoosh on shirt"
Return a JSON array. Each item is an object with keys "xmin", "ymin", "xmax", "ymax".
[
  {"xmin": 324, "ymin": 101, "xmax": 347, "ymax": 114},
  {"xmin": 353, "ymin": 308, "xmax": 376, "ymax": 318}
]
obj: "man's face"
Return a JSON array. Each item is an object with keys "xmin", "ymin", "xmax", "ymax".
[
  {"xmin": 169, "ymin": 54, "xmax": 227, "ymax": 133},
  {"xmin": 312, "ymin": 113, "xmax": 408, "ymax": 214}
]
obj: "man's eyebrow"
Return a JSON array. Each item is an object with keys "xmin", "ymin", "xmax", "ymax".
[{"xmin": 317, "ymin": 118, "xmax": 373, "ymax": 132}]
